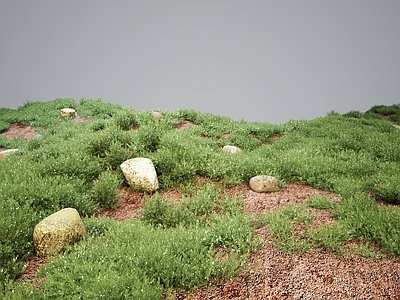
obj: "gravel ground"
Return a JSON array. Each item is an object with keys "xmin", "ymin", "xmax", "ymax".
[{"xmin": 179, "ymin": 183, "xmax": 400, "ymax": 300}]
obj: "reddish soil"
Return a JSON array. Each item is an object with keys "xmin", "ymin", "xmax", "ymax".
[
  {"xmin": 174, "ymin": 120, "xmax": 195, "ymax": 130},
  {"xmin": 4, "ymin": 123, "xmax": 400, "ymax": 299},
  {"xmin": 1, "ymin": 123, "xmax": 39, "ymax": 140}
]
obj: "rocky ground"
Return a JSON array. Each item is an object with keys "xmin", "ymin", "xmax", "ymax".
[{"xmin": 3, "ymin": 122, "xmax": 400, "ymax": 300}]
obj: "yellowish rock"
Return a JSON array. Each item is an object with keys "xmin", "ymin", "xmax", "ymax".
[
  {"xmin": 249, "ymin": 175, "xmax": 281, "ymax": 193},
  {"xmin": 33, "ymin": 208, "xmax": 86, "ymax": 257},
  {"xmin": 60, "ymin": 108, "xmax": 76, "ymax": 117}
]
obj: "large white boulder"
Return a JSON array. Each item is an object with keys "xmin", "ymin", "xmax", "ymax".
[
  {"xmin": 120, "ymin": 158, "xmax": 159, "ymax": 192},
  {"xmin": 33, "ymin": 208, "xmax": 86, "ymax": 257},
  {"xmin": 249, "ymin": 175, "xmax": 281, "ymax": 193}
]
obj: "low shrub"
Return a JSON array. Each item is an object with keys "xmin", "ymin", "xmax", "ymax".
[
  {"xmin": 0, "ymin": 200, "xmax": 40, "ymax": 292},
  {"xmin": 306, "ymin": 224, "xmax": 349, "ymax": 254},
  {"xmin": 90, "ymin": 172, "xmax": 122, "ymax": 208},
  {"xmin": 111, "ymin": 109, "xmax": 139, "ymax": 130},
  {"xmin": 140, "ymin": 194, "xmax": 196, "ymax": 228},
  {"xmin": 305, "ymin": 195, "xmax": 337, "ymax": 210}
]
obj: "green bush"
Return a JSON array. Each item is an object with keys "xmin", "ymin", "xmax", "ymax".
[
  {"xmin": 335, "ymin": 193, "xmax": 400, "ymax": 256},
  {"xmin": 369, "ymin": 172, "xmax": 400, "ymax": 204},
  {"xmin": 90, "ymin": 172, "xmax": 122, "ymax": 208},
  {"xmin": 182, "ymin": 183, "xmax": 218, "ymax": 216},
  {"xmin": 136, "ymin": 122, "xmax": 163, "ymax": 153},
  {"xmin": 258, "ymin": 205, "xmax": 315, "ymax": 253},
  {"xmin": 78, "ymin": 98, "xmax": 124, "ymax": 119},
  {"xmin": 306, "ymin": 224, "xmax": 349, "ymax": 254},
  {"xmin": 86, "ymin": 128, "xmax": 132, "ymax": 158},
  {"xmin": 83, "ymin": 217, "xmax": 115, "ymax": 238},
  {"xmin": 7, "ymin": 213, "xmax": 255, "ymax": 298},
  {"xmin": 0, "ymin": 200, "xmax": 40, "ymax": 292},
  {"xmin": 306, "ymin": 195, "xmax": 337, "ymax": 210},
  {"xmin": 151, "ymin": 132, "xmax": 214, "ymax": 187},
  {"xmin": 342, "ymin": 110, "xmax": 362, "ymax": 118},
  {"xmin": 366, "ymin": 104, "xmax": 400, "ymax": 116},
  {"xmin": 140, "ymin": 194, "xmax": 196, "ymax": 228},
  {"xmin": 112, "ymin": 109, "xmax": 139, "ymax": 130},
  {"xmin": 104, "ymin": 142, "xmax": 131, "ymax": 170}
]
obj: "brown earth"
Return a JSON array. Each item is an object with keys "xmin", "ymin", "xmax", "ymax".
[
  {"xmin": 1, "ymin": 123, "xmax": 40, "ymax": 140},
  {"xmin": 4, "ymin": 122, "xmax": 400, "ymax": 299}
]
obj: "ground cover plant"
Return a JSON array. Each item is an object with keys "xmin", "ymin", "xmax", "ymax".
[{"xmin": 1, "ymin": 99, "xmax": 400, "ymax": 298}]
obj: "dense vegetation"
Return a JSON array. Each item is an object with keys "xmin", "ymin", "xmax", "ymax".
[{"xmin": 1, "ymin": 99, "xmax": 400, "ymax": 299}]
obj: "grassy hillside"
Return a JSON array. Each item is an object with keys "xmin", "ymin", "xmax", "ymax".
[{"xmin": 1, "ymin": 99, "xmax": 400, "ymax": 299}]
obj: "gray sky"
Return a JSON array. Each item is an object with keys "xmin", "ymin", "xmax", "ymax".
[{"xmin": 1, "ymin": 1, "xmax": 399, "ymax": 124}]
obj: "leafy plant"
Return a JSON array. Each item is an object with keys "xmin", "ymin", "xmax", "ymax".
[
  {"xmin": 0, "ymin": 200, "xmax": 40, "ymax": 292},
  {"xmin": 306, "ymin": 224, "xmax": 349, "ymax": 254},
  {"xmin": 305, "ymin": 195, "xmax": 337, "ymax": 210},
  {"xmin": 90, "ymin": 172, "xmax": 122, "ymax": 208},
  {"xmin": 112, "ymin": 109, "xmax": 139, "ymax": 130}
]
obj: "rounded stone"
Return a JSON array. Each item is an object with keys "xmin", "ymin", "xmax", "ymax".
[
  {"xmin": 120, "ymin": 158, "xmax": 159, "ymax": 192},
  {"xmin": 223, "ymin": 145, "xmax": 241, "ymax": 154},
  {"xmin": 33, "ymin": 208, "xmax": 86, "ymax": 257},
  {"xmin": 152, "ymin": 111, "xmax": 163, "ymax": 120},
  {"xmin": 249, "ymin": 175, "xmax": 281, "ymax": 193}
]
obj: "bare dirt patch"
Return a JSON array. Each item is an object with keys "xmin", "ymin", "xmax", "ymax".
[
  {"xmin": 1, "ymin": 114, "xmax": 86, "ymax": 142},
  {"xmin": 174, "ymin": 120, "xmax": 195, "ymax": 130},
  {"xmin": 73, "ymin": 114, "xmax": 86, "ymax": 123},
  {"xmin": 96, "ymin": 186, "xmax": 145, "ymax": 220},
  {"xmin": 178, "ymin": 184, "xmax": 400, "ymax": 300},
  {"xmin": 14, "ymin": 256, "xmax": 48, "ymax": 287},
  {"xmin": 1, "ymin": 123, "xmax": 39, "ymax": 140}
]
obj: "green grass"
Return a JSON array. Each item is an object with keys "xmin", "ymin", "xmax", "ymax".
[{"xmin": 1, "ymin": 99, "xmax": 400, "ymax": 297}]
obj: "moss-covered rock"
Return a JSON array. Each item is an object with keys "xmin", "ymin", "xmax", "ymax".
[{"xmin": 33, "ymin": 208, "xmax": 86, "ymax": 257}]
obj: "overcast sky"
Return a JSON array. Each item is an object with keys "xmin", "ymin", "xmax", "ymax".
[{"xmin": 1, "ymin": 1, "xmax": 399, "ymax": 124}]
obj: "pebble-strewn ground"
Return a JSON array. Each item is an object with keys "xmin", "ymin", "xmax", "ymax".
[{"xmin": 174, "ymin": 183, "xmax": 400, "ymax": 300}]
